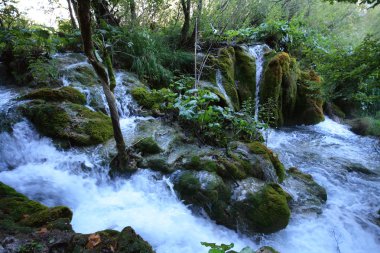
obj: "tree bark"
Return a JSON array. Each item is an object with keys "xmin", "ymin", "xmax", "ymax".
[
  {"xmin": 77, "ymin": 0, "xmax": 127, "ymax": 169},
  {"xmin": 130, "ymin": 0, "xmax": 137, "ymax": 23},
  {"xmin": 190, "ymin": 0, "xmax": 202, "ymax": 44},
  {"xmin": 67, "ymin": 0, "xmax": 78, "ymax": 29},
  {"xmin": 91, "ymin": 0, "xmax": 120, "ymax": 26},
  {"xmin": 180, "ymin": 0, "xmax": 191, "ymax": 45}
]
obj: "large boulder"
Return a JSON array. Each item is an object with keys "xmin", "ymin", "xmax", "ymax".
[
  {"xmin": 234, "ymin": 47, "xmax": 256, "ymax": 103},
  {"xmin": 21, "ymin": 101, "xmax": 113, "ymax": 146},
  {"xmin": 231, "ymin": 182, "xmax": 291, "ymax": 234},
  {"xmin": 20, "ymin": 86, "xmax": 86, "ymax": 105}
]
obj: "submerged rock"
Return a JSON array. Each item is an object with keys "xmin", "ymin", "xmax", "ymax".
[
  {"xmin": 20, "ymin": 101, "xmax": 113, "ymax": 146},
  {"xmin": 283, "ymin": 167, "xmax": 327, "ymax": 214}
]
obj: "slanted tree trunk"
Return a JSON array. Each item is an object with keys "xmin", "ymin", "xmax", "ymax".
[
  {"xmin": 67, "ymin": 0, "xmax": 78, "ymax": 29},
  {"xmin": 180, "ymin": 0, "xmax": 191, "ymax": 45},
  {"xmin": 77, "ymin": 0, "xmax": 127, "ymax": 169}
]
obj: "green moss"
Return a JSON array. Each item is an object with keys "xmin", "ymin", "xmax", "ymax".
[
  {"xmin": 242, "ymin": 183, "xmax": 291, "ymax": 234},
  {"xmin": 246, "ymin": 142, "xmax": 285, "ymax": 182},
  {"xmin": 256, "ymin": 246, "xmax": 280, "ymax": 253},
  {"xmin": 117, "ymin": 227, "xmax": 154, "ymax": 253},
  {"xmin": 20, "ymin": 87, "xmax": 86, "ymax": 105},
  {"xmin": 218, "ymin": 157, "xmax": 247, "ymax": 180},
  {"xmin": 131, "ymin": 87, "xmax": 164, "ymax": 110},
  {"xmin": 0, "ymin": 183, "xmax": 47, "ymax": 222},
  {"xmin": 217, "ymin": 47, "xmax": 240, "ymax": 110},
  {"xmin": 21, "ymin": 101, "xmax": 113, "ymax": 146},
  {"xmin": 184, "ymin": 156, "xmax": 219, "ymax": 172},
  {"xmin": 134, "ymin": 137, "xmax": 162, "ymax": 155},
  {"xmin": 21, "ymin": 206, "xmax": 73, "ymax": 227},
  {"xmin": 146, "ymin": 158, "xmax": 170, "ymax": 173},
  {"xmin": 347, "ymin": 117, "xmax": 380, "ymax": 137},
  {"xmin": 234, "ymin": 47, "xmax": 256, "ymax": 103},
  {"xmin": 293, "ymin": 70, "xmax": 325, "ymax": 125}
]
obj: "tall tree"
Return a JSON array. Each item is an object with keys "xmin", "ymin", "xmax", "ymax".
[
  {"xmin": 180, "ymin": 0, "xmax": 191, "ymax": 45},
  {"xmin": 77, "ymin": 0, "xmax": 128, "ymax": 169},
  {"xmin": 91, "ymin": 0, "xmax": 120, "ymax": 26},
  {"xmin": 66, "ymin": 0, "xmax": 78, "ymax": 29},
  {"xmin": 129, "ymin": 0, "xmax": 137, "ymax": 22}
]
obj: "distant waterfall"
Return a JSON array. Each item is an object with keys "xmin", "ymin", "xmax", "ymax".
[
  {"xmin": 248, "ymin": 44, "xmax": 269, "ymax": 120},
  {"xmin": 216, "ymin": 69, "xmax": 234, "ymax": 109}
]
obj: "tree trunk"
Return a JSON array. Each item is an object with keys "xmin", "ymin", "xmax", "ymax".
[
  {"xmin": 180, "ymin": 0, "xmax": 191, "ymax": 45},
  {"xmin": 67, "ymin": 0, "xmax": 78, "ymax": 29},
  {"xmin": 130, "ymin": 0, "xmax": 137, "ymax": 23},
  {"xmin": 77, "ymin": 0, "xmax": 128, "ymax": 169},
  {"xmin": 92, "ymin": 0, "xmax": 120, "ymax": 26},
  {"xmin": 190, "ymin": 0, "xmax": 202, "ymax": 44}
]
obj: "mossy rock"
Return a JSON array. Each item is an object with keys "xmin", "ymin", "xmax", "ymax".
[
  {"xmin": 134, "ymin": 137, "xmax": 162, "ymax": 155},
  {"xmin": 20, "ymin": 87, "xmax": 86, "ymax": 105},
  {"xmin": 230, "ymin": 141, "xmax": 285, "ymax": 183},
  {"xmin": 131, "ymin": 87, "xmax": 164, "ymax": 111},
  {"xmin": 145, "ymin": 158, "xmax": 171, "ymax": 173},
  {"xmin": 232, "ymin": 183, "xmax": 291, "ymax": 234},
  {"xmin": 287, "ymin": 167, "xmax": 327, "ymax": 204},
  {"xmin": 293, "ymin": 70, "xmax": 325, "ymax": 125},
  {"xmin": 116, "ymin": 226, "xmax": 154, "ymax": 253},
  {"xmin": 234, "ymin": 46, "xmax": 256, "ymax": 103},
  {"xmin": 0, "ymin": 182, "xmax": 47, "ymax": 222},
  {"xmin": 61, "ymin": 64, "xmax": 100, "ymax": 87},
  {"xmin": 21, "ymin": 206, "xmax": 73, "ymax": 227},
  {"xmin": 172, "ymin": 170, "xmax": 232, "ymax": 226},
  {"xmin": 21, "ymin": 101, "xmax": 113, "ymax": 146},
  {"xmin": 347, "ymin": 117, "xmax": 380, "ymax": 137},
  {"xmin": 217, "ymin": 47, "xmax": 240, "ymax": 110},
  {"xmin": 183, "ymin": 156, "xmax": 219, "ymax": 173},
  {"xmin": 256, "ymin": 246, "xmax": 280, "ymax": 253}
]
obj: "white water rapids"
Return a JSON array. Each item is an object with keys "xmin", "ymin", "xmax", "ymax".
[{"xmin": 1, "ymin": 58, "xmax": 380, "ymax": 252}]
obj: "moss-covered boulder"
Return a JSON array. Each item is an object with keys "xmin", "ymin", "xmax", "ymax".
[
  {"xmin": 228, "ymin": 141, "xmax": 285, "ymax": 183},
  {"xmin": 21, "ymin": 206, "xmax": 73, "ymax": 228},
  {"xmin": 260, "ymin": 52, "xmax": 298, "ymax": 126},
  {"xmin": 134, "ymin": 137, "xmax": 162, "ymax": 155},
  {"xmin": 216, "ymin": 47, "xmax": 240, "ymax": 110},
  {"xmin": 0, "ymin": 182, "xmax": 73, "ymax": 234},
  {"xmin": 20, "ymin": 87, "xmax": 86, "ymax": 105},
  {"xmin": 256, "ymin": 246, "xmax": 281, "ymax": 253},
  {"xmin": 235, "ymin": 46, "xmax": 256, "ymax": 103},
  {"xmin": 21, "ymin": 101, "xmax": 113, "ymax": 146},
  {"xmin": 232, "ymin": 183, "xmax": 291, "ymax": 234},
  {"xmin": 68, "ymin": 227, "xmax": 154, "ymax": 253},
  {"xmin": 171, "ymin": 170, "xmax": 232, "ymax": 226}
]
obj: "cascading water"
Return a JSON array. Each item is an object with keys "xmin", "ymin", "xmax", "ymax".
[
  {"xmin": 248, "ymin": 44, "xmax": 269, "ymax": 120},
  {"xmin": 1, "ymin": 53, "xmax": 379, "ymax": 253},
  {"xmin": 216, "ymin": 69, "xmax": 234, "ymax": 109},
  {"xmin": 0, "ymin": 56, "xmax": 255, "ymax": 253},
  {"xmin": 262, "ymin": 118, "xmax": 380, "ymax": 253}
]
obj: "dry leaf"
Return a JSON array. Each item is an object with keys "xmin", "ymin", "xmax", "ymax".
[{"xmin": 86, "ymin": 233, "xmax": 101, "ymax": 249}]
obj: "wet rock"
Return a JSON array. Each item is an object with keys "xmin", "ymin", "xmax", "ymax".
[
  {"xmin": 134, "ymin": 137, "xmax": 162, "ymax": 155},
  {"xmin": 20, "ymin": 101, "xmax": 113, "ymax": 146},
  {"xmin": 231, "ymin": 183, "xmax": 291, "ymax": 234},
  {"xmin": 256, "ymin": 246, "xmax": 280, "ymax": 253},
  {"xmin": 0, "ymin": 183, "xmax": 154, "ymax": 253},
  {"xmin": 284, "ymin": 168, "xmax": 327, "ymax": 214},
  {"xmin": 344, "ymin": 163, "xmax": 377, "ymax": 175},
  {"xmin": 20, "ymin": 87, "xmax": 86, "ymax": 105}
]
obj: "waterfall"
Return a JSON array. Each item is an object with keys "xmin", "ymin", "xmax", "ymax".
[
  {"xmin": 216, "ymin": 69, "xmax": 234, "ymax": 109},
  {"xmin": 248, "ymin": 44, "xmax": 269, "ymax": 120}
]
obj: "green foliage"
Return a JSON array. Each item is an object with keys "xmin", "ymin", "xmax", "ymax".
[
  {"xmin": 201, "ymin": 242, "xmax": 235, "ymax": 253},
  {"xmin": 18, "ymin": 241, "xmax": 44, "ymax": 253}
]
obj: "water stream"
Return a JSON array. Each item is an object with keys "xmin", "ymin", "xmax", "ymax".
[
  {"xmin": 216, "ymin": 69, "xmax": 234, "ymax": 110},
  {"xmin": 0, "ymin": 55, "xmax": 379, "ymax": 253},
  {"xmin": 248, "ymin": 44, "xmax": 269, "ymax": 120}
]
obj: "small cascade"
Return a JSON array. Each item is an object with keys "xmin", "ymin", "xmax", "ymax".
[
  {"xmin": 248, "ymin": 44, "xmax": 270, "ymax": 120},
  {"xmin": 216, "ymin": 69, "xmax": 234, "ymax": 109}
]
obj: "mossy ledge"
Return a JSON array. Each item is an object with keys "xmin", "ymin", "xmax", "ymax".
[
  {"xmin": 20, "ymin": 86, "xmax": 86, "ymax": 105},
  {"xmin": 20, "ymin": 100, "xmax": 113, "ymax": 146},
  {"xmin": 0, "ymin": 182, "xmax": 154, "ymax": 253}
]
